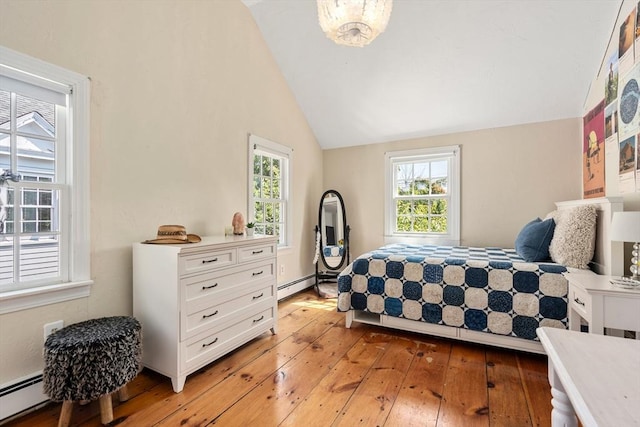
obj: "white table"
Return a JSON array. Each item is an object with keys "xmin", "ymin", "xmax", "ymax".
[
  {"xmin": 537, "ymin": 327, "xmax": 640, "ymax": 427},
  {"xmin": 564, "ymin": 271, "xmax": 640, "ymax": 335}
]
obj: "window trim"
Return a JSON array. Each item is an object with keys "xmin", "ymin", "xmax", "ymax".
[
  {"xmin": 248, "ymin": 134, "xmax": 292, "ymax": 249},
  {"xmin": 0, "ymin": 46, "xmax": 92, "ymax": 314},
  {"xmin": 384, "ymin": 145, "xmax": 460, "ymax": 246}
]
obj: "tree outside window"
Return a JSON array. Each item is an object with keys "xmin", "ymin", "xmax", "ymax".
[
  {"xmin": 385, "ymin": 146, "xmax": 460, "ymax": 246},
  {"xmin": 248, "ymin": 134, "xmax": 291, "ymax": 247},
  {"xmin": 394, "ymin": 160, "xmax": 449, "ymax": 234}
]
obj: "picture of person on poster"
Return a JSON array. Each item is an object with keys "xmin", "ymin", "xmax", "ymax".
[
  {"xmin": 583, "ymin": 101, "xmax": 606, "ymax": 198},
  {"xmin": 606, "ymin": 60, "xmax": 618, "ymax": 105}
]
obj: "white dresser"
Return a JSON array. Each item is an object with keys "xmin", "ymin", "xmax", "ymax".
[{"xmin": 133, "ymin": 235, "xmax": 278, "ymax": 392}]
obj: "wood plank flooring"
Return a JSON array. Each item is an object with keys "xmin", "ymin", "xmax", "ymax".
[{"xmin": 5, "ymin": 289, "xmax": 553, "ymax": 426}]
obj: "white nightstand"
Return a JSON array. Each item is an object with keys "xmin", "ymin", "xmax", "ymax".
[{"xmin": 564, "ymin": 271, "xmax": 640, "ymax": 335}]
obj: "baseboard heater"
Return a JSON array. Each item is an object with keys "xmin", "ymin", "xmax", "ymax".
[
  {"xmin": 0, "ymin": 371, "xmax": 48, "ymax": 423},
  {"xmin": 277, "ymin": 274, "xmax": 315, "ymax": 300}
]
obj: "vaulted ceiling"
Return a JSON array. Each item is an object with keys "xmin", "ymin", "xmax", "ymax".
[{"xmin": 242, "ymin": 1, "xmax": 621, "ymax": 149}]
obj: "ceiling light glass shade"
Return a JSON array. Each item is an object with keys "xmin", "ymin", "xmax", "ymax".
[{"xmin": 317, "ymin": 0, "xmax": 393, "ymax": 47}]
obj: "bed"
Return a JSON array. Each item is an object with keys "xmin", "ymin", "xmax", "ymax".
[{"xmin": 337, "ymin": 197, "xmax": 624, "ymax": 353}]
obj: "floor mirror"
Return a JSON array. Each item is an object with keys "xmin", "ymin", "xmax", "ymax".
[{"xmin": 314, "ymin": 189, "xmax": 350, "ymax": 298}]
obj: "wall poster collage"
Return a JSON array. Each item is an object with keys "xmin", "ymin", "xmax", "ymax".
[{"xmin": 586, "ymin": 2, "xmax": 640, "ymax": 198}]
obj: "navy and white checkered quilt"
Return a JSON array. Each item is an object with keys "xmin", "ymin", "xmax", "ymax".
[
  {"xmin": 323, "ymin": 245, "xmax": 344, "ymax": 257},
  {"xmin": 337, "ymin": 243, "xmax": 568, "ymax": 341}
]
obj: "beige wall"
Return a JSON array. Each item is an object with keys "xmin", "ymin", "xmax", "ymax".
[
  {"xmin": 0, "ymin": 0, "xmax": 323, "ymax": 384},
  {"xmin": 323, "ymin": 118, "xmax": 582, "ymax": 258}
]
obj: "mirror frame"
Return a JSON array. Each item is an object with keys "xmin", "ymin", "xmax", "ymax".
[{"xmin": 318, "ymin": 189, "xmax": 348, "ymax": 271}]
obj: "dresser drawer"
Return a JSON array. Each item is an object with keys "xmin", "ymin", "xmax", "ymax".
[
  {"xmin": 238, "ymin": 242, "xmax": 276, "ymax": 264},
  {"xmin": 182, "ymin": 282, "xmax": 275, "ymax": 338},
  {"xmin": 603, "ymin": 295, "xmax": 640, "ymax": 331},
  {"xmin": 182, "ymin": 307, "xmax": 273, "ymax": 372},
  {"xmin": 569, "ymin": 284, "xmax": 591, "ymax": 319},
  {"xmin": 179, "ymin": 248, "xmax": 236, "ymax": 276},
  {"xmin": 182, "ymin": 260, "xmax": 276, "ymax": 308}
]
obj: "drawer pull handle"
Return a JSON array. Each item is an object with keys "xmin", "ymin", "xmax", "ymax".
[
  {"xmin": 202, "ymin": 337, "xmax": 218, "ymax": 348},
  {"xmin": 202, "ymin": 258, "xmax": 218, "ymax": 264},
  {"xmin": 202, "ymin": 310, "xmax": 219, "ymax": 319},
  {"xmin": 252, "ymin": 292, "xmax": 264, "ymax": 300},
  {"xmin": 574, "ymin": 297, "xmax": 585, "ymax": 307},
  {"xmin": 252, "ymin": 315, "xmax": 264, "ymax": 323},
  {"xmin": 252, "ymin": 270, "xmax": 264, "ymax": 276},
  {"xmin": 202, "ymin": 283, "xmax": 218, "ymax": 290},
  {"xmin": 252, "ymin": 250, "xmax": 264, "ymax": 254}
]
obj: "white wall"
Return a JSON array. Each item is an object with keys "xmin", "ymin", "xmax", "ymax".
[
  {"xmin": 0, "ymin": 0, "xmax": 323, "ymax": 385},
  {"xmin": 584, "ymin": 0, "xmax": 640, "ymax": 210},
  {"xmin": 584, "ymin": 0, "xmax": 640, "ymax": 274},
  {"xmin": 323, "ymin": 118, "xmax": 582, "ymax": 258}
]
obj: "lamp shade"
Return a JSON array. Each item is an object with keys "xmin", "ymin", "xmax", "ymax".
[
  {"xmin": 610, "ymin": 211, "xmax": 640, "ymax": 242},
  {"xmin": 317, "ymin": 0, "xmax": 393, "ymax": 47}
]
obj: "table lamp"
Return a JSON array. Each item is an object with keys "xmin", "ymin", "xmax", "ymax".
[{"xmin": 610, "ymin": 211, "xmax": 640, "ymax": 280}]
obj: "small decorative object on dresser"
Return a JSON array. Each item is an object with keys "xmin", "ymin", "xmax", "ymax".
[
  {"xmin": 246, "ymin": 222, "xmax": 255, "ymax": 237},
  {"xmin": 232, "ymin": 212, "xmax": 245, "ymax": 235},
  {"xmin": 143, "ymin": 225, "xmax": 201, "ymax": 244},
  {"xmin": 133, "ymin": 235, "xmax": 278, "ymax": 392}
]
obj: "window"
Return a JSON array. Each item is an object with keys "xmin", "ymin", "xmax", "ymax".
[
  {"xmin": 248, "ymin": 134, "xmax": 291, "ymax": 248},
  {"xmin": 385, "ymin": 145, "xmax": 460, "ymax": 245},
  {"xmin": 3, "ymin": 175, "xmax": 54, "ymax": 235},
  {"xmin": 0, "ymin": 46, "xmax": 91, "ymax": 313}
]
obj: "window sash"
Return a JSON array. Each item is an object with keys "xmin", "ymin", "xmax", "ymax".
[
  {"xmin": 0, "ymin": 105, "xmax": 65, "ymax": 290},
  {"xmin": 385, "ymin": 145, "xmax": 460, "ymax": 245},
  {"xmin": 248, "ymin": 134, "xmax": 291, "ymax": 248}
]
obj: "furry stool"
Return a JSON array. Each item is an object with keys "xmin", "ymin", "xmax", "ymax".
[{"xmin": 43, "ymin": 316, "xmax": 142, "ymax": 426}]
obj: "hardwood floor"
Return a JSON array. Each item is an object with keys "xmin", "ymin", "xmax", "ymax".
[{"xmin": 6, "ymin": 289, "xmax": 553, "ymax": 426}]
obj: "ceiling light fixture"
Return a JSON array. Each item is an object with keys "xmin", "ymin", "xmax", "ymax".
[{"xmin": 317, "ymin": 0, "xmax": 393, "ymax": 47}]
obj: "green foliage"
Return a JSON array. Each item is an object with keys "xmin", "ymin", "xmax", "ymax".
[
  {"xmin": 253, "ymin": 153, "xmax": 284, "ymax": 238},
  {"xmin": 395, "ymin": 198, "xmax": 448, "ymax": 233}
]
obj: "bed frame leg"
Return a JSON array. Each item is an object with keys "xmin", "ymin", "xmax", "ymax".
[{"xmin": 345, "ymin": 311, "xmax": 353, "ymax": 328}]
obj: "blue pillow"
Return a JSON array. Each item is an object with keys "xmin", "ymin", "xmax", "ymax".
[{"xmin": 514, "ymin": 218, "xmax": 556, "ymax": 262}]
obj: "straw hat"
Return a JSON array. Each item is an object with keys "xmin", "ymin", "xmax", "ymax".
[{"xmin": 143, "ymin": 225, "xmax": 201, "ymax": 244}]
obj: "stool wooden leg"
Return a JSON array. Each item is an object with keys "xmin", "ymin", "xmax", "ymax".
[
  {"xmin": 58, "ymin": 401, "xmax": 73, "ymax": 427},
  {"xmin": 99, "ymin": 394, "xmax": 113, "ymax": 425},
  {"xmin": 118, "ymin": 384, "xmax": 130, "ymax": 402}
]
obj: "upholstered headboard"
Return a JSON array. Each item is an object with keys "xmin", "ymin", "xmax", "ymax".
[{"xmin": 555, "ymin": 197, "xmax": 624, "ymax": 276}]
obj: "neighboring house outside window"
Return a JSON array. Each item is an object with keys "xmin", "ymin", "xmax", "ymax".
[
  {"xmin": 0, "ymin": 46, "xmax": 91, "ymax": 314},
  {"xmin": 385, "ymin": 145, "xmax": 460, "ymax": 246},
  {"xmin": 248, "ymin": 134, "xmax": 291, "ymax": 248}
]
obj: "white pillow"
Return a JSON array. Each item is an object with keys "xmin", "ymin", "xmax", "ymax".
[{"xmin": 547, "ymin": 205, "xmax": 597, "ymax": 269}]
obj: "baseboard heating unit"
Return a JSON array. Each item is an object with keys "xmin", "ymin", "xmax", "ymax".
[
  {"xmin": 277, "ymin": 275, "xmax": 314, "ymax": 300},
  {"xmin": 0, "ymin": 372, "xmax": 48, "ymax": 422}
]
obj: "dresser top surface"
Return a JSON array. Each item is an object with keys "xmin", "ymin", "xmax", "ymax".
[
  {"xmin": 565, "ymin": 271, "xmax": 640, "ymax": 296},
  {"xmin": 134, "ymin": 234, "xmax": 278, "ymax": 252}
]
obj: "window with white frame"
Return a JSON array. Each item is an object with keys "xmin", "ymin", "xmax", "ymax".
[
  {"xmin": 385, "ymin": 145, "xmax": 460, "ymax": 245},
  {"xmin": 0, "ymin": 46, "xmax": 91, "ymax": 313},
  {"xmin": 248, "ymin": 134, "xmax": 291, "ymax": 247}
]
